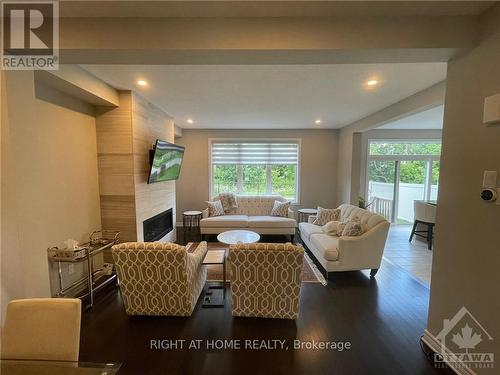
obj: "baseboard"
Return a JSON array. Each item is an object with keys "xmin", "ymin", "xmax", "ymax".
[{"xmin": 421, "ymin": 330, "xmax": 477, "ymax": 375}]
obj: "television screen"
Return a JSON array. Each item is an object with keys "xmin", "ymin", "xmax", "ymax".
[{"xmin": 148, "ymin": 140, "xmax": 185, "ymax": 184}]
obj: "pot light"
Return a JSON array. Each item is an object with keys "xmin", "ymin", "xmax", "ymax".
[
  {"xmin": 187, "ymin": 119, "xmax": 194, "ymax": 124},
  {"xmin": 137, "ymin": 80, "xmax": 148, "ymax": 86},
  {"xmin": 366, "ymin": 80, "xmax": 378, "ymax": 86},
  {"xmin": 315, "ymin": 119, "xmax": 322, "ymax": 124}
]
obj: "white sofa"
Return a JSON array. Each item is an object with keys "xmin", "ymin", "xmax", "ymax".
[
  {"xmin": 298, "ymin": 204, "xmax": 390, "ymax": 277},
  {"xmin": 201, "ymin": 195, "xmax": 296, "ymax": 239}
]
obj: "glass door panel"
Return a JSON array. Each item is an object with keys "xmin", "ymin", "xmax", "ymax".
[
  {"xmin": 367, "ymin": 160, "xmax": 396, "ymax": 221},
  {"xmin": 430, "ymin": 161, "xmax": 440, "ymax": 201},
  {"xmin": 397, "ymin": 160, "xmax": 427, "ymax": 223}
]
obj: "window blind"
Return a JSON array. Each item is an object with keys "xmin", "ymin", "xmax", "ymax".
[{"xmin": 211, "ymin": 141, "xmax": 299, "ymax": 165}]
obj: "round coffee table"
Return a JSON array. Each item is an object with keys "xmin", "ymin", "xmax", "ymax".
[{"xmin": 217, "ymin": 230, "xmax": 260, "ymax": 245}]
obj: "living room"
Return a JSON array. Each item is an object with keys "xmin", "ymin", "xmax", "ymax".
[{"xmin": 1, "ymin": 1, "xmax": 499, "ymax": 375}]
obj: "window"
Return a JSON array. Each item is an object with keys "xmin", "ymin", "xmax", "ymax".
[{"xmin": 210, "ymin": 140, "xmax": 300, "ymax": 202}]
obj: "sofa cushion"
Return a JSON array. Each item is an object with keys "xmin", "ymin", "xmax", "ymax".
[
  {"xmin": 321, "ymin": 221, "xmax": 346, "ymax": 236},
  {"xmin": 338, "ymin": 204, "xmax": 386, "ymax": 231},
  {"xmin": 200, "ymin": 215, "xmax": 249, "ymax": 228},
  {"xmin": 310, "ymin": 234, "xmax": 339, "ymax": 261},
  {"xmin": 298, "ymin": 222, "xmax": 323, "ymax": 240},
  {"xmin": 313, "ymin": 207, "xmax": 341, "ymax": 226},
  {"xmin": 206, "ymin": 200, "xmax": 225, "ymax": 217},
  {"xmin": 271, "ymin": 200, "xmax": 290, "ymax": 217},
  {"xmin": 342, "ymin": 221, "xmax": 364, "ymax": 237},
  {"xmin": 248, "ymin": 216, "xmax": 296, "ymax": 228}
]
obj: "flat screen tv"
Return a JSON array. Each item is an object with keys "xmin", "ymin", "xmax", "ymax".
[{"xmin": 147, "ymin": 140, "xmax": 185, "ymax": 184}]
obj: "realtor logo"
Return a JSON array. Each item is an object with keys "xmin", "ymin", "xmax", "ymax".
[
  {"xmin": 1, "ymin": 0, "xmax": 59, "ymax": 70},
  {"xmin": 435, "ymin": 307, "xmax": 494, "ymax": 370}
]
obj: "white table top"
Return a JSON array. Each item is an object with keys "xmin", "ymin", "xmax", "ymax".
[
  {"xmin": 217, "ymin": 230, "xmax": 260, "ymax": 245},
  {"xmin": 184, "ymin": 210, "xmax": 202, "ymax": 216}
]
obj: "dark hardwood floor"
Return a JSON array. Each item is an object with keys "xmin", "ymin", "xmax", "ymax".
[{"xmin": 80, "ymin": 230, "xmax": 441, "ymax": 375}]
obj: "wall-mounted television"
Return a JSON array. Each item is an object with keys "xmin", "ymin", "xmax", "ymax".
[{"xmin": 147, "ymin": 140, "xmax": 185, "ymax": 184}]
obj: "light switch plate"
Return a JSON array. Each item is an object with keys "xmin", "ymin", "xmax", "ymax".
[{"xmin": 483, "ymin": 171, "xmax": 498, "ymax": 188}]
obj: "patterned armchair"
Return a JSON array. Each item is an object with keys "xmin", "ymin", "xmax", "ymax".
[
  {"xmin": 229, "ymin": 243, "xmax": 304, "ymax": 319},
  {"xmin": 112, "ymin": 241, "xmax": 208, "ymax": 316}
]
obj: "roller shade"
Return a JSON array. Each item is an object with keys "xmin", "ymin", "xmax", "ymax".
[{"xmin": 211, "ymin": 141, "xmax": 299, "ymax": 165}]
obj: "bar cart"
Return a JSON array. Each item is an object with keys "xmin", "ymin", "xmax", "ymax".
[{"xmin": 47, "ymin": 230, "xmax": 120, "ymax": 309}]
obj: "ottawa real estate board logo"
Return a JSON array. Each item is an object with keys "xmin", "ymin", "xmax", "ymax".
[
  {"xmin": 1, "ymin": 1, "xmax": 59, "ymax": 70},
  {"xmin": 435, "ymin": 307, "xmax": 494, "ymax": 371}
]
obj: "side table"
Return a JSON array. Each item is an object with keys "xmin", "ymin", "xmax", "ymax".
[
  {"xmin": 297, "ymin": 208, "xmax": 318, "ymax": 223},
  {"xmin": 183, "ymin": 211, "xmax": 202, "ymax": 237}
]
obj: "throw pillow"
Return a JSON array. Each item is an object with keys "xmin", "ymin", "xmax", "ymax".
[
  {"xmin": 341, "ymin": 221, "xmax": 364, "ymax": 237},
  {"xmin": 321, "ymin": 221, "xmax": 345, "ymax": 236},
  {"xmin": 206, "ymin": 200, "xmax": 225, "ymax": 217},
  {"xmin": 313, "ymin": 207, "xmax": 341, "ymax": 226},
  {"xmin": 271, "ymin": 200, "xmax": 290, "ymax": 217}
]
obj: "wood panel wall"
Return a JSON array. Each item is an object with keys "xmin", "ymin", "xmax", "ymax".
[
  {"xmin": 132, "ymin": 93, "xmax": 176, "ymax": 242},
  {"xmin": 96, "ymin": 91, "xmax": 176, "ymax": 250}
]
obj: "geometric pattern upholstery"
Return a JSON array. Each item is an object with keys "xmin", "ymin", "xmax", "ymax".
[
  {"xmin": 112, "ymin": 241, "xmax": 208, "ymax": 316},
  {"xmin": 228, "ymin": 242, "xmax": 304, "ymax": 319}
]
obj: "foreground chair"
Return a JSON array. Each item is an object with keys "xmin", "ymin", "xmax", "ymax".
[
  {"xmin": 229, "ymin": 242, "xmax": 304, "ymax": 319},
  {"xmin": 112, "ymin": 241, "xmax": 207, "ymax": 316},
  {"xmin": 1, "ymin": 298, "xmax": 81, "ymax": 361}
]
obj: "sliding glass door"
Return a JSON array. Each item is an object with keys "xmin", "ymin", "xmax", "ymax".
[{"xmin": 366, "ymin": 141, "xmax": 441, "ymax": 223}]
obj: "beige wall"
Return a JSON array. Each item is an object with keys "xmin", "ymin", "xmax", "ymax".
[
  {"xmin": 1, "ymin": 71, "xmax": 101, "ymax": 318},
  {"xmin": 175, "ymin": 129, "xmax": 338, "ymax": 221},
  {"xmin": 426, "ymin": 6, "xmax": 500, "ymax": 364}
]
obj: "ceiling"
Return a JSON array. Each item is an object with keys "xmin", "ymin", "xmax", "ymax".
[
  {"xmin": 83, "ymin": 63, "xmax": 447, "ymax": 129},
  {"xmin": 377, "ymin": 105, "xmax": 444, "ymax": 130},
  {"xmin": 60, "ymin": 1, "xmax": 496, "ymax": 18}
]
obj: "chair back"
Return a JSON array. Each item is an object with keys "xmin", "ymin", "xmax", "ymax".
[
  {"xmin": 414, "ymin": 201, "xmax": 437, "ymax": 223},
  {"xmin": 229, "ymin": 242, "xmax": 304, "ymax": 319},
  {"xmin": 112, "ymin": 242, "xmax": 191, "ymax": 315},
  {"xmin": 1, "ymin": 298, "xmax": 81, "ymax": 361}
]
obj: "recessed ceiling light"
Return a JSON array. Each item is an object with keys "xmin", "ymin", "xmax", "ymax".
[
  {"xmin": 366, "ymin": 80, "xmax": 378, "ymax": 86},
  {"xmin": 187, "ymin": 119, "xmax": 194, "ymax": 124},
  {"xmin": 137, "ymin": 80, "xmax": 148, "ymax": 86},
  {"xmin": 315, "ymin": 119, "xmax": 322, "ymax": 124}
]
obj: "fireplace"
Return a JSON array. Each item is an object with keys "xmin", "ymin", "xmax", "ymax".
[{"xmin": 143, "ymin": 208, "xmax": 173, "ymax": 242}]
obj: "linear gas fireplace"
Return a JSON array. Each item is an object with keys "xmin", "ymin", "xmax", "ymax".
[{"xmin": 143, "ymin": 208, "xmax": 173, "ymax": 242}]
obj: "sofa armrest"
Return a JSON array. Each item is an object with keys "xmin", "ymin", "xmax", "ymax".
[
  {"xmin": 308, "ymin": 215, "xmax": 317, "ymax": 224},
  {"xmin": 288, "ymin": 208, "xmax": 295, "ymax": 220},
  {"xmin": 337, "ymin": 221, "xmax": 390, "ymax": 269},
  {"xmin": 202, "ymin": 208, "xmax": 209, "ymax": 219}
]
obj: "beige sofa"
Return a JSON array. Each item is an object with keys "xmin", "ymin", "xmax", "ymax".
[
  {"xmin": 112, "ymin": 241, "xmax": 208, "ymax": 316},
  {"xmin": 298, "ymin": 204, "xmax": 389, "ymax": 277},
  {"xmin": 201, "ymin": 195, "xmax": 296, "ymax": 239},
  {"xmin": 229, "ymin": 242, "xmax": 304, "ymax": 319}
]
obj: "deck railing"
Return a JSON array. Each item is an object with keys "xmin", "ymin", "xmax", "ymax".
[{"xmin": 369, "ymin": 196, "xmax": 393, "ymax": 221}]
